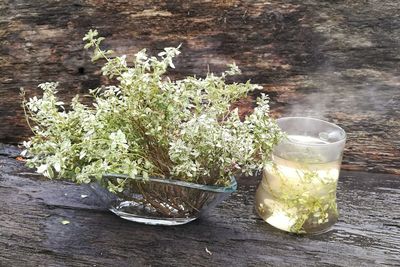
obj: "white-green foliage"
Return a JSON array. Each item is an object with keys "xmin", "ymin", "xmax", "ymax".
[{"xmin": 21, "ymin": 29, "xmax": 283, "ymax": 189}]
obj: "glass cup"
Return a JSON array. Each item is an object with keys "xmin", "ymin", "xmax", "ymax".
[{"xmin": 255, "ymin": 117, "xmax": 346, "ymax": 234}]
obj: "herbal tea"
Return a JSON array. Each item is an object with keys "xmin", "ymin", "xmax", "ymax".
[{"xmin": 256, "ymin": 135, "xmax": 340, "ymax": 234}]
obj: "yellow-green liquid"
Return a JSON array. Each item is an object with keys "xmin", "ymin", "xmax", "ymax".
[{"xmin": 256, "ymin": 135, "xmax": 340, "ymax": 234}]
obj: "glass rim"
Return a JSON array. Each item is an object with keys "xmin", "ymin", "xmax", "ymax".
[
  {"xmin": 102, "ymin": 173, "xmax": 237, "ymax": 193},
  {"xmin": 276, "ymin": 116, "xmax": 347, "ymax": 147}
]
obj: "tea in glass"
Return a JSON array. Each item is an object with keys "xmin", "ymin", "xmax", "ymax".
[{"xmin": 256, "ymin": 117, "xmax": 346, "ymax": 234}]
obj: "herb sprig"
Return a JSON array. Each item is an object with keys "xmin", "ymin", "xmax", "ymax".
[{"xmin": 21, "ymin": 29, "xmax": 282, "ymax": 191}]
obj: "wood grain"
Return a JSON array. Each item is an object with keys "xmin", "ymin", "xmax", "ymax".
[
  {"xmin": 0, "ymin": 144, "xmax": 399, "ymax": 266},
  {"xmin": 0, "ymin": 1, "xmax": 399, "ymax": 175}
]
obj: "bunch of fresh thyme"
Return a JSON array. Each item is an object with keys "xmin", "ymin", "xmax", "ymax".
[{"xmin": 21, "ymin": 30, "xmax": 282, "ymax": 192}]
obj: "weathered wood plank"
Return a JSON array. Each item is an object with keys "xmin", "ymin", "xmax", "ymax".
[
  {"xmin": 0, "ymin": 145, "xmax": 399, "ymax": 266},
  {"xmin": 0, "ymin": 0, "xmax": 399, "ymax": 175}
]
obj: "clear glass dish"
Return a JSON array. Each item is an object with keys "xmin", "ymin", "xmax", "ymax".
[{"xmin": 90, "ymin": 174, "xmax": 237, "ymax": 226}]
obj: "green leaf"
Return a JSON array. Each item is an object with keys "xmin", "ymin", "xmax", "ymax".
[{"xmin": 84, "ymin": 43, "xmax": 93, "ymax": 49}]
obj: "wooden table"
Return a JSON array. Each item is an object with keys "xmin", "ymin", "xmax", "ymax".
[{"xmin": 1, "ymin": 144, "xmax": 399, "ymax": 266}]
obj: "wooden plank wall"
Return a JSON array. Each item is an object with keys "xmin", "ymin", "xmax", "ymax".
[{"xmin": 1, "ymin": 0, "xmax": 399, "ymax": 174}]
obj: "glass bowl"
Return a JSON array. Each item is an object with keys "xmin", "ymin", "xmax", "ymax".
[{"xmin": 90, "ymin": 174, "xmax": 237, "ymax": 226}]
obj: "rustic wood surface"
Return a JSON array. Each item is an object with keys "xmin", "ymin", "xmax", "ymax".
[
  {"xmin": 0, "ymin": 0, "xmax": 399, "ymax": 175},
  {"xmin": 0, "ymin": 144, "xmax": 399, "ymax": 266}
]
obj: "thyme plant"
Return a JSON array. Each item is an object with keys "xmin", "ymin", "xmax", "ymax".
[{"xmin": 21, "ymin": 30, "xmax": 282, "ymax": 191}]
